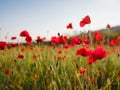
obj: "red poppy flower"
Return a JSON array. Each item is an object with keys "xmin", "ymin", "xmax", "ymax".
[
  {"xmin": 79, "ymin": 68, "xmax": 87, "ymax": 74},
  {"xmin": 87, "ymin": 51, "xmax": 98, "ymax": 65},
  {"xmin": 70, "ymin": 36, "xmax": 82, "ymax": 46},
  {"xmin": 57, "ymin": 49, "xmax": 62, "ymax": 54},
  {"xmin": 18, "ymin": 54, "xmax": 24, "ymax": 59},
  {"xmin": 66, "ymin": 23, "xmax": 73, "ymax": 29},
  {"xmin": 96, "ymin": 34, "xmax": 104, "ymax": 41},
  {"xmin": 0, "ymin": 41, "xmax": 7, "ymax": 50},
  {"xmin": 36, "ymin": 36, "xmax": 46, "ymax": 43},
  {"xmin": 51, "ymin": 35, "xmax": 68, "ymax": 46},
  {"xmin": 94, "ymin": 31, "xmax": 100, "ymax": 37},
  {"xmin": 60, "ymin": 35, "xmax": 68, "ymax": 45},
  {"xmin": 36, "ymin": 36, "xmax": 42, "ymax": 43},
  {"xmin": 11, "ymin": 36, "xmax": 17, "ymax": 40},
  {"xmin": 20, "ymin": 30, "xmax": 29, "ymax": 37},
  {"xmin": 106, "ymin": 24, "xmax": 111, "ymax": 29},
  {"xmin": 10, "ymin": 43, "xmax": 17, "ymax": 47},
  {"xmin": 64, "ymin": 35, "xmax": 69, "ymax": 40},
  {"xmin": 5, "ymin": 69, "xmax": 11, "ymax": 75},
  {"xmin": 94, "ymin": 31, "xmax": 104, "ymax": 41},
  {"xmin": 87, "ymin": 57, "xmax": 96, "ymax": 65},
  {"xmin": 25, "ymin": 35, "xmax": 32, "ymax": 45},
  {"xmin": 64, "ymin": 45, "xmax": 69, "ymax": 49},
  {"xmin": 76, "ymin": 47, "xmax": 92, "ymax": 57},
  {"xmin": 116, "ymin": 35, "xmax": 120, "ymax": 44},
  {"xmin": 93, "ymin": 47, "xmax": 107, "ymax": 60},
  {"xmin": 83, "ymin": 36, "xmax": 90, "ymax": 44},
  {"xmin": 80, "ymin": 15, "xmax": 91, "ymax": 27},
  {"xmin": 109, "ymin": 39, "xmax": 116, "ymax": 46},
  {"xmin": 33, "ymin": 55, "xmax": 39, "ymax": 60},
  {"xmin": 51, "ymin": 36, "xmax": 60, "ymax": 46},
  {"xmin": 87, "ymin": 48, "xmax": 107, "ymax": 65}
]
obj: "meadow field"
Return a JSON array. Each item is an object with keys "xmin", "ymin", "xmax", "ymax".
[{"xmin": 0, "ymin": 16, "xmax": 120, "ymax": 90}]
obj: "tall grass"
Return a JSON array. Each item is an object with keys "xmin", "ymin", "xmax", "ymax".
[{"xmin": 0, "ymin": 38, "xmax": 120, "ymax": 90}]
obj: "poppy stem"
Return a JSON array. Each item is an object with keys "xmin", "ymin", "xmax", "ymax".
[
  {"xmin": 107, "ymin": 28, "xmax": 110, "ymax": 45},
  {"xmin": 88, "ymin": 30, "xmax": 93, "ymax": 47}
]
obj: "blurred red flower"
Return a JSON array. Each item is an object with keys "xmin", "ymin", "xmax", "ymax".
[
  {"xmin": 25, "ymin": 35, "xmax": 32, "ymax": 45},
  {"xmin": 66, "ymin": 23, "xmax": 73, "ymax": 29},
  {"xmin": 83, "ymin": 36, "xmax": 90, "ymax": 44},
  {"xmin": 94, "ymin": 31, "xmax": 104, "ymax": 41},
  {"xmin": 51, "ymin": 36, "xmax": 60, "ymax": 46},
  {"xmin": 51, "ymin": 35, "xmax": 69, "ymax": 46},
  {"xmin": 106, "ymin": 24, "xmax": 111, "ymax": 29},
  {"xmin": 109, "ymin": 39, "xmax": 116, "ymax": 46},
  {"xmin": 76, "ymin": 47, "xmax": 92, "ymax": 57},
  {"xmin": 92, "ymin": 47, "xmax": 106, "ymax": 60},
  {"xmin": 10, "ymin": 43, "xmax": 17, "ymax": 47},
  {"xmin": 0, "ymin": 41, "xmax": 7, "ymax": 50},
  {"xmin": 36, "ymin": 36, "xmax": 46, "ymax": 43},
  {"xmin": 11, "ymin": 36, "xmax": 17, "ymax": 40},
  {"xmin": 116, "ymin": 35, "xmax": 120, "ymax": 44},
  {"xmin": 96, "ymin": 34, "xmax": 104, "ymax": 41},
  {"xmin": 87, "ymin": 47, "xmax": 107, "ymax": 65},
  {"xmin": 94, "ymin": 31, "xmax": 100, "ymax": 37},
  {"xmin": 18, "ymin": 54, "xmax": 24, "ymax": 59},
  {"xmin": 70, "ymin": 36, "xmax": 82, "ymax": 46},
  {"xmin": 64, "ymin": 44, "xmax": 69, "ymax": 49},
  {"xmin": 33, "ymin": 55, "xmax": 39, "ymax": 60},
  {"xmin": 59, "ymin": 35, "xmax": 68, "ymax": 45},
  {"xmin": 79, "ymin": 68, "xmax": 87, "ymax": 74},
  {"xmin": 20, "ymin": 30, "xmax": 29, "ymax": 37},
  {"xmin": 87, "ymin": 57, "xmax": 96, "ymax": 65},
  {"xmin": 57, "ymin": 49, "xmax": 62, "ymax": 54},
  {"xmin": 80, "ymin": 15, "xmax": 91, "ymax": 27},
  {"xmin": 5, "ymin": 69, "xmax": 11, "ymax": 75}
]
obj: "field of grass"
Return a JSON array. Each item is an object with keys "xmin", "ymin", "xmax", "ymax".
[{"xmin": 0, "ymin": 29, "xmax": 120, "ymax": 90}]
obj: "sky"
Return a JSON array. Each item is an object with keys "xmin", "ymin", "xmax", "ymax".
[{"xmin": 0, "ymin": 0, "xmax": 120, "ymax": 42}]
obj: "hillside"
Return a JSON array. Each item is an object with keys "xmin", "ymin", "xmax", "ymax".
[{"xmin": 100, "ymin": 25, "xmax": 120, "ymax": 39}]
